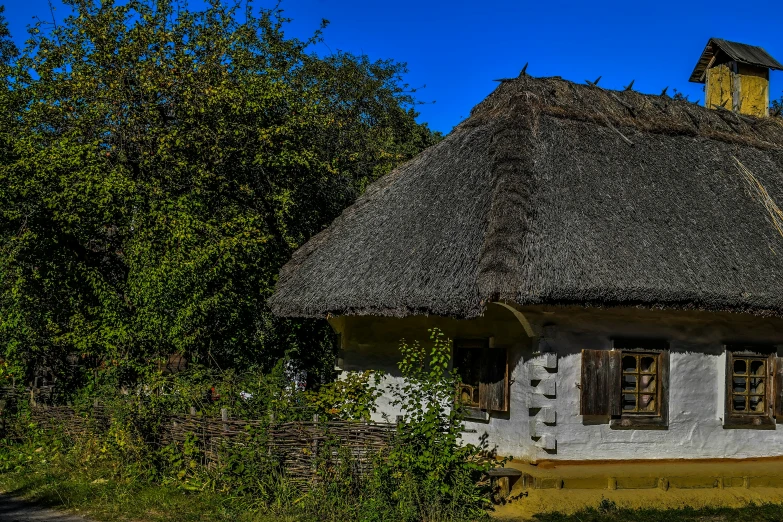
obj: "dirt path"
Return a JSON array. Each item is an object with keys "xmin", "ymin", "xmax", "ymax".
[{"xmin": 0, "ymin": 494, "xmax": 93, "ymax": 521}]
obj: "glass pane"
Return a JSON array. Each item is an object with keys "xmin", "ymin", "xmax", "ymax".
[
  {"xmin": 749, "ymin": 378, "xmax": 765, "ymax": 395},
  {"xmin": 734, "ymin": 359, "xmax": 747, "ymax": 375},
  {"xmin": 639, "ymin": 375, "xmax": 656, "ymax": 393},
  {"xmin": 622, "ymin": 394, "xmax": 637, "ymax": 411},
  {"xmin": 640, "ymin": 356, "xmax": 656, "ymax": 373},
  {"xmin": 455, "ymin": 348, "xmax": 482, "ymax": 386},
  {"xmin": 472, "ymin": 388, "xmax": 479, "ymax": 405},
  {"xmin": 733, "ymin": 395, "xmax": 747, "ymax": 412},
  {"xmin": 733, "ymin": 378, "xmax": 747, "ymax": 393},
  {"xmin": 622, "ymin": 356, "xmax": 637, "ymax": 372},
  {"xmin": 622, "ymin": 375, "xmax": 637, "ymax": 391},
  {"xmin": 639, "ymin": 395, "xmax": 656, "ymax": 412},
  {"xmin": 749, "ymin": 395, "xmax": 765, "ymax": 413},
  {"xmin": 750, "ymin": 360, "xmax": 765, "ymax": 376}
]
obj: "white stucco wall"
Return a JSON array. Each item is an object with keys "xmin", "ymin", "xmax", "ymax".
[{"xmin": 331, "ymin": 305, "xmax": 783, "ymax": 462}]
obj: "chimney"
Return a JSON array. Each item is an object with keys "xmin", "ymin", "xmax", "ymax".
[{"xmin": 689, "ymin": 38, "xmax": 783, "ymax": 117}]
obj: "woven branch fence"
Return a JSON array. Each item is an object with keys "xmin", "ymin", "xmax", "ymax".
[{"xmin": 23, "ymin": 404, "xmax": 396, "ymax": 482}]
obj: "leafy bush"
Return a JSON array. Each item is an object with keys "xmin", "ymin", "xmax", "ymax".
[
  {"xmin": 367, "ymin": 327, "xmax": 500, "ymax": 522},
  {"xmin": 0, "ymin": 329, "xmax": 501, "ymax": 521},
  {"xmin": 304, "ymin": 370, "xmax": 383, "ymax": 421}
]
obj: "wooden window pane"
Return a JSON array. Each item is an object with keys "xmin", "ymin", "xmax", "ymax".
[
  {"xmin": 640, "ymin": 395, "xmax": 656, "ymax": 412},
  {"xmin": 619, "ymin": 352, "xmax": 660, "ymax": 416},
  {"xmin": 610, "ymin": 339, "xmax": 669, "ymax": 429},
  {"xmin": 729, "ymin": 355, "xmax": 768, "ymax": 416},
  {"xmin": 725, "ymin": 346, "xmax": 776, "ymax": 428}
]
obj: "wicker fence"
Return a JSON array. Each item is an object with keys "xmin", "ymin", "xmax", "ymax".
[
  {"xmin": 162, "ymin": 413, "xmax": 395, "ymax": 479},
  {"xmin": 20, "ymin": 403, "xmax": 396, "ymax": 482}
]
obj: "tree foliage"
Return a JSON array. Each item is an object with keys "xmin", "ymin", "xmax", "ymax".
[
  {"xmin": 0, "ymin": 6, "xmax": 15, "ymax": 66},
  {"xmin": 0, "ymin": 0, "xmax": 440, "ymax": 385}
]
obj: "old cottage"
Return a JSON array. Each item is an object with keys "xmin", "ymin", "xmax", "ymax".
[{"xmin": 269, "ymin": 39, "xmax": 783, "ymax": 465}]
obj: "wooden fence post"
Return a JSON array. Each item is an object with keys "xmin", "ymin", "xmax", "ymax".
[
  {"xmin": 221, "ymin": 408, "xmax": 228, "ymax": 434},
  {"xmin": 311, "ymin": 414, "xmax": 320, "ymax": 473},
  {"xmin": 189, "ymin": 406, "xmax": 196, "ymax": 416}
]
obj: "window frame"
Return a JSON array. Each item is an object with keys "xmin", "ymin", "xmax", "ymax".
[
  {"xmin": 619, "ymin": 351, "xmax": 663, "ymax": 416},
  {"xmin": 453, "ymin": 337, "xmax": 508, "ymax": 420},
  {"xmin": 610, "ymin": 339, "xmax": 669, "ymax": 430},
  {"xmin": 724, "ymin": 345, "xmax": 776, "ymax": 429}
]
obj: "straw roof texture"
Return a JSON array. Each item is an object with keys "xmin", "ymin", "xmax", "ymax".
[{"xmin": 269, "ymin": 75, "xmax": 783, "ymax": 319}]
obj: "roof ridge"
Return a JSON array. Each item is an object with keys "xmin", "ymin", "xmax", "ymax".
[
  {"xmin": 476, "ymin": 103, "xmax": 538, "ymax": 305},
  {"xmin": 463, "ymin": 76, "xmax": 783, "ymax": 151}
]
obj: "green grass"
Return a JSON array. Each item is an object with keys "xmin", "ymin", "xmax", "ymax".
[
  {"xmin": 6, "ymin": 470, "xmax": 783, "ymax": 522},
  {"xmin": 0, "ymin": 469, "xmax": 288, "ymax": 522},
  {"xmin": 532, "ymin": 499, "xmax": 783, "ymax": 522}
]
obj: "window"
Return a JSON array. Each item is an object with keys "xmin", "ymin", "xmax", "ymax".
[
  {"xmin": 455, "ymin": 343, "xmax": 482, "ymax": 408},
  {"xmin": 621, "ymin": 352, "xmax": 660, "ymax": 416},
  {"xmin": 724, "ymin": 346, "xmax": 776, "ymax": 428},
  {"xmin": 453, "ymin": 338, "xmax": 508, "ymax": 416},
  {"xmin": 580, "ymin": 339, "xmax": 669, "ymax": 429}
]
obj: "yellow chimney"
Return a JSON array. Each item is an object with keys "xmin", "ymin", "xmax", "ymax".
[{"xmin": 689, "ymin": 38, "xmax": 782, "ymax": 118}]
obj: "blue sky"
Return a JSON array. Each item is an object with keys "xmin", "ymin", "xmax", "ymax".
[{"xmin": 3, "ymin": 0, "xmax": 782, "ymax": 134}]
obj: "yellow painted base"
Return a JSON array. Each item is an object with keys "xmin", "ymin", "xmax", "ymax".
[
  {"xmin": 492, "ymin": 458, "xmax": 783, "ymax": 520},
  {"xmin": 494, "ymin": 487, "xmax": 783, "ymax": 520}
]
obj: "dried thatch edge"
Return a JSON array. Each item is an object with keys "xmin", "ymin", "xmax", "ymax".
[
  {"xmin": 538, "ymin": 105, "xmax": 783, "ymax": 151},
  {"xmin": 268, "ymin": 293, "xmax": 783, "ymax": 321}
]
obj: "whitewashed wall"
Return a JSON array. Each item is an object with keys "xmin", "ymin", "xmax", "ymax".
[{"xmin": 331, "ymin": 305, "xmax": 783, "ymax": 462}]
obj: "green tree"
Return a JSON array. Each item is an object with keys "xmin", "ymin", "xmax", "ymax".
[
  {"xmin": 0, "ymin": 0, "xmax": 439, "ymax": 386},
  {"xmin": 0, "ymin": 5, "xmax": 16, "ymax": 66}
]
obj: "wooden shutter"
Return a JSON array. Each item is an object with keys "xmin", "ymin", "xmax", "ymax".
[
  {"xmin": 658, "ymin": 350, "xmax": 670, "ymax": 423},
  {"xmin": 580, "ymin": 349, "xmax": 621, "ymax": 416},
  {"xmin": 479, "ymin": 347, "xmax": 508, "ymax": 412},
  {"xmin": 776, "ymin": 356, "xmax": 783, "ymax": 419}
]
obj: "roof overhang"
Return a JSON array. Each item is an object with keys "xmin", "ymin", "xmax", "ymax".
[{"xmin": 689, "ymin": 38, "xmax": 783, "ymax": 84}]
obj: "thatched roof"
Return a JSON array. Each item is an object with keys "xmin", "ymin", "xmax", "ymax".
[{"xmin": 268, "ymin": 75, "xmax": 783, "ymax": 319}]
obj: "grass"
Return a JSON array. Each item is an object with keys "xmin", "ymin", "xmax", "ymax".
[
  {"xmin": 531, "ymin": 498, "xmax": 783, "ymax": 522},
  {"xmin": 6, "ymin": 469, "xmax": 783, "ymax": 522},
  {"xmin": 0, "ymin": 469, "xmax": 291, "ymax": 522},
  {"xmin": 0, "ymin": 471, "xmax": 227, "ymax": 521}
]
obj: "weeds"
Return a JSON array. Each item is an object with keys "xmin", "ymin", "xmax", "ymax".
[{"xmin": 0, "ymin": 329, "xmax": 497, "ymax": 522}]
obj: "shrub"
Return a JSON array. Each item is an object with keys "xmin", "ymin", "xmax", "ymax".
[
  {"xmin": 368, "ymin": 327, "xmax": 499, "ymax": 521},
  {"xmin": 0, "ymin": 330, "xmax": 501, "ymax": 521}
]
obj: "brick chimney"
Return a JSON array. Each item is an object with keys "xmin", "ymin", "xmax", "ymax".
[{"xmin": 689, "ymin": 38, "xmax": 782, "ymax": 117}]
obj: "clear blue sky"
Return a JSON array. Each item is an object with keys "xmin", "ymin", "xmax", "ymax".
[{"xmin": 3, "ymin": 0, "xmax": 782, "ymax": 134}]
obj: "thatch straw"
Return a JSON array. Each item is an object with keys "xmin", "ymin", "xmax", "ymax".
[
  {"xmin": 269, "ymin": 75, "xmax": 783, "ymax": 319},
  {"xmin": 734, "ymin": 157, "xmax": 783, "ymax": 239}
]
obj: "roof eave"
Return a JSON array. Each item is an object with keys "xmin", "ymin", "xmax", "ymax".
[{"xmin": 690, "ymin": 38, "xmax": 783, "ymax": 84}]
